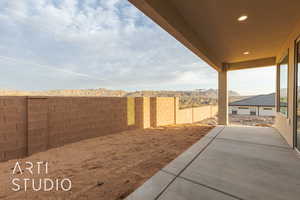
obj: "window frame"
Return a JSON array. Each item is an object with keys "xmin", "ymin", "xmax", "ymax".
[
  {"xmin": 294, "ymin": 37, "xmax": 300, "ymax": 150},
  {"xmin": 278, "ymin": 50, "xmax": 289, "ymax": 117},
  {"xmin": 263, "ymin": 107, "xmax": 273, "ymax": 111},
  {"xmin": 238, "ymin": 106, "xmax": 249, "ymax": 110}
]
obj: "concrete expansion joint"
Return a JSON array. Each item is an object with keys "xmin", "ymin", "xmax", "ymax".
[
  {"xmin": 214, "ymin": 137, "xmax": 291, "ymax": 150},
  {"xmin": 154, "ymin": 126, "xmax": 225, "ymax": 200},
  {"xmin": 176, "ymin": 176, "xmax": 245, "ymax": 200}
]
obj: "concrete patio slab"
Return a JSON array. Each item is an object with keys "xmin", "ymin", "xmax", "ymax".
[
  {"xmin": 204, "ymin": 126, "xmax": 225, "ymax": 138},
  {"xmin": 158, "ymin": 177, "xmax": 237, "ymax": 200},
  {"xmin": 180, "ymin": 139, "xmax": 300, "ymax": 200},
  {"xmin": 126, "ymin": 126, "xmax": 300, "ymax": 200},
  {"xmin": 216, "ymin": 126, "xmax": 288, "ymax": 148},
  {"xmin": 162, "ymin": 137, "xmax": 214, "ymax": 175},
  {"xmin": 126, "ymin": 170, "xmax": 175, "ymax": 200},
  {"xmin": 162, "ymin": 126, "xmax": 224, "ymax": 175}
]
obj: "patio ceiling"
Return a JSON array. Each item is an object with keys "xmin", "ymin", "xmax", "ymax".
[{"xmin": 129, "ymin": 0, "xmax": 300, "ymax": 71}]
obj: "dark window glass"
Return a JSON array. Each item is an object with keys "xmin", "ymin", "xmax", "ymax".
[
  {"xmin": 238, "ymin": 107, "xmax": 249, "ymax": 109},
  {"xmin": 296, "ymin": 41, "xmax": 300, "ymax": 150},
  {"xmin": 263, "ymin": 107, "xmax": 272, "ymax": 110},
  {"xmin": 279, "ymin": 54, "xmax": 288, "ymax": 115}
]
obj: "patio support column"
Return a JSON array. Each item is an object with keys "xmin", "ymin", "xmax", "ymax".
[{"xmin": 218, "ymin": 66, "xmax": 228, "ymax": 125}]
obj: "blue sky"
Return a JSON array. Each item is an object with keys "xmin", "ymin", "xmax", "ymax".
[{"xmin": 0, "ymin": 0, "xmax": 275, "ymax": 95}]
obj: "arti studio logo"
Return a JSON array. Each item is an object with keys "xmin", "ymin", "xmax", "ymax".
[{"xmin": 11, "ymin": 161, "xmax": 72, "ymax": 192}]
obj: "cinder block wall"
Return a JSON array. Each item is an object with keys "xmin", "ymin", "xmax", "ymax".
[
  {"xmin": 176, "ymin": 109, "xmax": 193, "ymax": 124},
  {"xmin": 175, "ymin": 97, "xmax": 193, "ymax": 124},
  {"xmin": 192, "ymin": 105, "xmax": 218, "ymax": 122},
  {"xmin": 176, "ymin": 105, "xmax": 218, "ymax": 125},
  {"xmin": 143, "ymin": 98, "xmax": 151, "ymax": 128},
  {"xmin": 27, "ymin": 97, "xmax": 48, "ymax": 155},
  {"xmin": 151, "ymin": 97, "xmax": 175, "ymax": 127},
  {"xmin": 0, "ymin": 96, "xmax": 131, "ymax": 162},
  {"xmin": 0, "ymin": 97, "xmax": 27, "ymax": 161},
  {"xmin": 150, "ymin": 97, "xmax": 157, "ymax": 127},
  {"xmin": 135, "ymin": 97, "xmax": 151, "ymax": 129},
  {"xmin": 0, "ymin": 96, "xmax": 217, "ymax": 162},
  {"xmin": 151, "ymin": 97, "xmax": 218, "ymax": 126},
  {"xmin": 47, "ymin": 97, "xmax": 129, "ymax": 148},
  {"xmin": 150, "ymin": 97, "xmax": 218, "ymax": 127}
]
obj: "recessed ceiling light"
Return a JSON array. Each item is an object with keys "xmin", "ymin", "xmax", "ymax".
[
  {"xmin": 243, "ymin": 51, "xmax": 250, "ymax": 55},
  {"xmin": 238, "ymin": 15, "xmax": 248, "ymax": 21}
]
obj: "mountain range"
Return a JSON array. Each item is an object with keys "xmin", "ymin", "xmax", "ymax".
[{"xmin": 0, "ymin": 88, "xmax": 240, "ymax": 99}]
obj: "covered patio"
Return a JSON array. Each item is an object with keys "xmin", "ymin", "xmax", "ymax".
[
  {"xmin": 129, "ymin": 0, "xmax": 300, "ymax": 149},
  {"xmin": 126, "ymin": 126, "xmax": 300, "ymax": 200},
  {"xmin": 126, "ymin": 0, "xmax": 300, "ymax": 199}
]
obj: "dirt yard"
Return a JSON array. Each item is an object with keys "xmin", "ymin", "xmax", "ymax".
[{"xmin": 0, "ymin": 123, "xmax": 213, "ymax": 200}]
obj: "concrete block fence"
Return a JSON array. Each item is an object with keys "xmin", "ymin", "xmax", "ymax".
[{"xmin": 0, "ymin": 96, "xmax": 217, "ymax": 161}]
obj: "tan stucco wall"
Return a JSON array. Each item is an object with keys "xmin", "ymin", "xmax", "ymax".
[
  {"xmin": 218, "ymin": 69, "xmax": 228, "ymax": 125},
  {"xmin": 273, "ymin": 21, "xmax": 300, "ymax": 147},
  {"xmin": 274, "ymin": 113, "xmax": 293, "ymax": 146}
]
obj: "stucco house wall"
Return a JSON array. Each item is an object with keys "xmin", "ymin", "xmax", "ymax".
[
  {"xmin": 229, "ymin": 106, "xmax": 275, "ymax": 116},
  {"xmin": 274, "ymin": 22, "xmax": 300, "ymax": 147}
]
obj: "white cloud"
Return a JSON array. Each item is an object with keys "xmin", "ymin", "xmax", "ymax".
[
  {"xmin": 229, "ymin": 66, "xmax": 276, "ymax": 95},
  {"xmin": 0, "ymin": 0, "xmax": 216, "ymax": 91}
]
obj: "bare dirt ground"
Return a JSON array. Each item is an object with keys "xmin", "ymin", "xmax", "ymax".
[
  {"xmin": 201, "ymin": 115, "xmax": 275, "ymax": 127},
  {"xmin": 199, "ymin": 117, "xmax": 218, "ymax": 125},
  {"xmin": 229, "ymin": 114, "xmax": 275, "ymax": 127},
  {"xmin": 0, "ymin": 123, "xmax": 213, "ymax": 200}
]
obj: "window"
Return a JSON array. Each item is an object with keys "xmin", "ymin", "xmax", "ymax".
[
  {"xmin": 263, "ymin": 107, "xmax": 272, "ymax": 110},
  {"xmin": 238, "ymin": 107, "xmax": 249, "ymax": 109},
  {"xmin": 250, "ymin": 111, "xmax": 256, "ymax": 115},
  {"xmin": 295, "ymin": 40, "xmax": 300, "ymax": 150},
  {"xmin": 232, "ymin": 110, "xmax": 237, "ymax": 115},
  {"xmin": 279, "ymin": 53, "xmax": 288, "ymax": 115}
]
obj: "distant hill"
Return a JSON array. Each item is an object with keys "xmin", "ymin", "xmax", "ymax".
[
  {"xmin": 0, "ymin": 88, "xmax": 243, "ymax": 108},
  {"xmin": 125, "ymin": 89, "xmax": 240, "ymax": 98},
  {"xmin": 0, "ymin": 88, "xmax": 239, "ymax": 98},
  {"xmin": 0, "ymin": 88, "xmax": 127, "ymax": 97}
]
